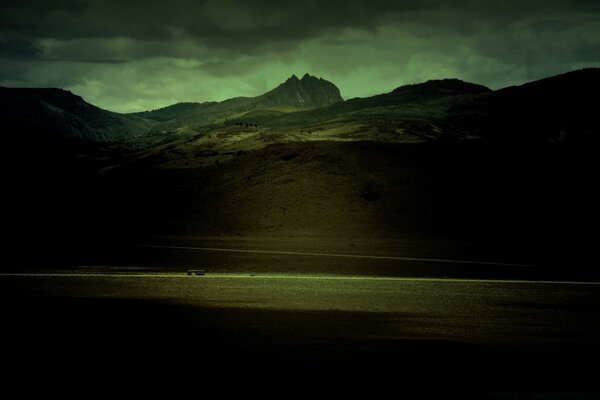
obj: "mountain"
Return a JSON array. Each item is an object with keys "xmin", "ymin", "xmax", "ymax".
[
  {"xmin": 4, "ymin": 69, "xmax": 599, "ymax": 145},
  {"xmin": 0, "ymin": 87, "xmax": 155, "ymax": 142},
  {"xmin": 131, "ymin": 74, "xmax": 343, "ymax": 129},
  {"xmin": 446, "ymin": 68, "xmax": 600, "ymax": 139},
  {"xmin": 229, "ymin": 78, "xmax": 491, "ymax": 128},
  {"xmin": 255, "ymin": 73, "xmax": 343, "ymax": 108}
]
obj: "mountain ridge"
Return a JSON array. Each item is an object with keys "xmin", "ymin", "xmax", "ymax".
[
  {"xmin": 2, "ymin": 68, "xmax": 599, "ymax": 145},
  {"xmin": 226, "ymin": 77, "xmax": 492, "ymax": 129},
  {"xmin": 0, "ymin": 86, "xmax": 155, "ymax": 141},
  {"xmin": 445, "ymin": 67, "xmax": 600, "ymax": 139}
]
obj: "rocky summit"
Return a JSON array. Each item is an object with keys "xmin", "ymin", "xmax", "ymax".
[{"xmin": 256, "ymin": 73, "xmax": 343, "ymax": 109}]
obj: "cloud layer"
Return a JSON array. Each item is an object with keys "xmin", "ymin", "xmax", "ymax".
[{"xmin": 1, "ymin": 0, "xmax": 599, "ymax": 112}]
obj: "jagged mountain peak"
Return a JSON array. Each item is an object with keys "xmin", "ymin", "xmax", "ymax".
[{"xmin": 257, "ymin": 74, "xmax": 343, "ymax": 109}]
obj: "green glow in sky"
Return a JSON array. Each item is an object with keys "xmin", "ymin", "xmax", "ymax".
[{"xmin": 1, "ymin": 0, "xmax": 599, "ymax": 112}]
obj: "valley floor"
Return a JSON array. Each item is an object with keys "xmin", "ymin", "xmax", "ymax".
[{"xmin": 2, "ymin": 269, "xmax": 599, "ymax": 397}]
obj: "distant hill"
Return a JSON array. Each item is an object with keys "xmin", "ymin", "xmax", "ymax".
[
  {"xmin": 446, "ymin": 68, "xmax": 600, "ymax": 139},
  {"xmin": 131, "ymin": 102, "xmax": 217, "ymax": 122},
  {"xmin": 230, "ymin": 78, "xmax": 491, "ymax": 128},
  {"xmin": 388, "ymin": 78, "xmax": 491, "ymax": 102},
  {"xmin": 0, "ymin": 87, "xmax": 155, "ymax": 142},
  {"xmin": 329, "ymin": 77, "xmax": 491, "ymax": 116}
]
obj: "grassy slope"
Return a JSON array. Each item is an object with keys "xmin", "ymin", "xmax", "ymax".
[
  {"xmin": 72, "ymin": 139, "xmax": 597, "ymax": 268},
  {"xmin": 5, "ymin": 134, "xmax": 600, "ymax": 272}
]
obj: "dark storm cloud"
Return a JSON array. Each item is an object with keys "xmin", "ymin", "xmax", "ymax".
[
  {"xmin": 1, "ymin": 0, "xmax": 430, "ymax": 48},
  {"xmin": 2, "ymin": 0, "xmax": 598, "ymax": 62},
  {"xmin": 0, "ymin": 0, "xmax": 434, "ymax": 69},
  {"xmin": 0, "ymin": 60, "xmax": 28, "ymax": 82},
  {"xmin": 1, "ymin": 0, "xmax": 599, "ymax": 111},
  {"xmin": 0, "ymin": 37, "xmax": 41, "ymax": 60}
]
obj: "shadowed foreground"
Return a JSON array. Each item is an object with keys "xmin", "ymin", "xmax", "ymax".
[{"xmin": 3, "ymin": 273, "xmax": 599, "ymax": 397}]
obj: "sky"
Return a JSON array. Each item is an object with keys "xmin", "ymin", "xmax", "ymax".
[{"xmin": 1, "ymin": 0, "xmax": 599, "ymax": 113}]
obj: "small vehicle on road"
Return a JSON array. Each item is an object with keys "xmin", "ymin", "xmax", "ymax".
[{"xmin": 187, "ymin": 270, "xmax": 206, "ymax": 276}]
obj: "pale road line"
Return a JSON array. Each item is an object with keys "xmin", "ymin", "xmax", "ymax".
[
  {"xmin": 134, "ymin": 244, "xmax": 546, "ymax": 268},
  {"xmin": 1, "ymin": 273, "xmax": 599, "ymax": 286}
]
